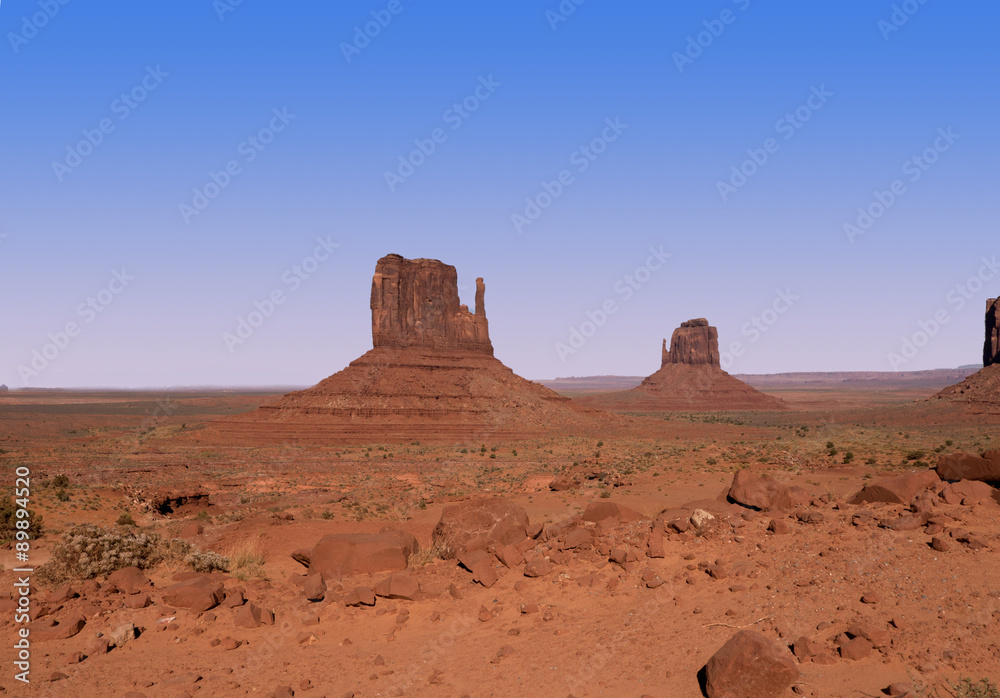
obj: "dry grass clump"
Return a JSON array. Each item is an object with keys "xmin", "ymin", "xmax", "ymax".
[{"xmin": 226, "ymin": 539, "xmax": 265, "ymax": 580}]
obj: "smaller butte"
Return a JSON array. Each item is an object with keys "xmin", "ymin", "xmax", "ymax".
[{"xmin": 576, "ymin": 318, "xmax": 785, "ymax": 411}]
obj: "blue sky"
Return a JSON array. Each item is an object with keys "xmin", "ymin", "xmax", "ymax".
[{"xmin": 1, "ymin": 0, "xmax": 997, "ymax": 388}]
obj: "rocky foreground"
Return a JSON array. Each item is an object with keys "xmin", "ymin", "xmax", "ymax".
[{"xmin": 10, "ymin": 451, "xmax": 1000, "ymax": 697}]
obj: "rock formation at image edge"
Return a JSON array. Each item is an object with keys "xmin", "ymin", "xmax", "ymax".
[{"xmin": 931, "ymin": 296, "xmax": 1000, "ymax": 412}]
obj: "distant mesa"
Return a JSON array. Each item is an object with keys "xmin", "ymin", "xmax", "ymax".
[
  {"xmin": 212, "ymin": 253, "xmax": 611, "ymax": 443},
  {"xmin": 986, "ymin": 297, "xmax": 999, "ymax": 367},
  {"xmin": 575, "ymin": 318, "xmax": 785, "ymax": 412},
  {"xmin": 0, "ymin": 384, "xmax": 8, "ymax": 392}
]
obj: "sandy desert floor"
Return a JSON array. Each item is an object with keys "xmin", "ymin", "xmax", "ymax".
[{"xmin": 1, "ymin": 380, "xmax": 999, "ymax": 698}]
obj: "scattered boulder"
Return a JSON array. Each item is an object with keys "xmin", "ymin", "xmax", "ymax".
[
  {"xmin": 235, "ymin": 602, "xmax": 273, "ymax": 628},
  {"xmin": 524, "ymin": 559, "xmax": 554, "ymax": 578},
  {"xmin": 106, "ymin": 567, "xmax": 151, "ymax": 595},
  {"xmin": 703, "ymin": 630, "xmax": 799, "ymax": 698},
  {"xmin": 30, "ymin": 612, "xmax": 87, "ymax": 642},
  {"xmin": 344, "ymin": 587, "xmax": 376, "ymax": 607},
  {"xmin": 582, "ymin": 501, "xmax": 644, "ymax": 524},
  {"xmin": 936, "ymin": 452, "xmax": 1000, "ymax": 482},
  {"xmin": 124, "ymin": 593, "xmax": 151, "ymax": 609},
  {"xmin": 432, "ymin": 497, "xmax": 529, "ymax": 558},
  {"xmin": 848, "ymin": 470, "xmax": 940, "ymax": 505},
  {"xmin": 297, "ymin": 530, "xmax": 418, "ymax": 581},
  {"xmin": 161, "ymin": 575, "xmax": 225, "ymax": 613},
  {"xmin": 302, "ymin": 573, "xmax": 326, "ymax": 602},
  {"xmin": 691, "ymin": 509, "xmax": 716, "ymax": 530},
  {"xmin": 950, "ymin": 479, "xmax": 998, "ymax": 504},
  {"xmin": 727, "ymin": 470, "xmax": 806, "ymax": 511},
  {"xmin": 840, "ymin": 637, "xmax": 873, "ymax": 661},
  {"xmin": 374, "ymin": 572, "xmax": 420, "ymax": 600},
  {"xmin": 44, "ymin": 585, "xmax": 79, "ymax": 604},
  {"xmin": 549, "ymin": 474, "xmax": 580, "ymax": 491},
  {"xmin": 458, "ymin": 550, "xmax": 498, "ymax": 588},
  {"xmin": 108, "ymin": 623, "xmax": 136, "ymax": 649}
]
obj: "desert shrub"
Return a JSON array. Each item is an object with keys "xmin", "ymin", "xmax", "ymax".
[
  {"xmin": 906, "ymin": 450, "xmax": 926, "ymax": 461},
  {"xmin": 706, "ymin": 457, "xmax": 718, "ymax": 465},
  {"xmin": 52, "ymin": 475, "xmax": 70, "ymax": 488},
  {"xmin": 185, "ymin": 549, "xmax": 230, "ymax": 573},
  {"xmin": 55, "ymin": 489, "xmax": 70, "ymax": 502},
  {"xmin": 947, "ymin": 678, "xmax": 1000, "ymax": 698},
  {"xmin": 842, "ymin": 451, "xmax": 855, "ymax": 464},
  {"xmin": 37, "ymin": 525, "xmax": 164, "ymax": 585},
  {"xmin": 0, "ymin": 496, "xmax": 43, "ymax": 544},
  {"xmin": 116, "ymin": 512, "xmax": 136, "ymax": 526},
  {"xmin": 321, "ymin": 510, "xmax": 335, "ymax": 519}
]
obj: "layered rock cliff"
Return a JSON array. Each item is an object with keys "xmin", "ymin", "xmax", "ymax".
[{"xmin": 371, "ymin": 254, "xmax": 491, "ymax": 353}]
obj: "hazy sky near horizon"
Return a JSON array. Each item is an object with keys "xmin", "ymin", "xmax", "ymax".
[{"xmin": 1, "ymin": 1, "xmax": 998, "ymax": 388}]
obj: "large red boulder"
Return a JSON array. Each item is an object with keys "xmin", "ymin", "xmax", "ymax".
[
  {"xmin": 949, "ymin": 479, "xmax": 998, "ymax": 504},
  {"xmin": 374, "ymin": 571, "xmax": 420, "ymax": 600},
  {"xmin": 936, "ymin": 451, "xmax": 1000, "ymax": 482},
  {"xmin": 161, "ymin": 575, "xmax": 225, "ymax": 613},
  {"xmin": 432, "ymin": 497, "xmax": 528, "ymax": 558},
  {"xmin": 704, "ymin": 630, "xmax": 800, "ymax": 698},
  {"xmin": 30, "ymin": 612, "xmax": 87, "ymax": 642},
  {"xmin": 727, "ymin": 470, "xmax": 807, "ymax": 511},
  {"xmin": 848, "ymin": 470, "xmax": 940, "ymax": 505},
  {"xmin": 298, "ymin": 530, "xmax": 418, "ymax": 581},
  {"xmin": 106, "ymin": 566, "xmax": 151, "ymax": 595}
]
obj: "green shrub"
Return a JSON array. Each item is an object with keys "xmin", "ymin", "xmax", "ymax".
[
  {"xmin": 116, "ymin": 512, "xmax": 136, "ymax": 527},
  {"xmin": 52, "ymin": 475, "xmax": 70, "ymax": 488},
  {"xmin": 0, "ymin": 496, "xmax": 43, "ymax": 544},
  {"xmin": 55, "ymin": 489, "xmax": 70, "ymax": 502},
  {"xmin": 948, "ymin": 677, "xmax": 1000, "ymax": 698},
  {"xmin": 906, "ymin": 450, "xmax": 926, "ymax": 461}
]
